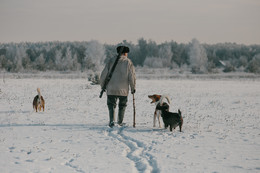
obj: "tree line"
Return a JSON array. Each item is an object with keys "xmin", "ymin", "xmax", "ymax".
[{"xmin": 0, "ymin": 38, "xmax": 260, "ymax": 74}]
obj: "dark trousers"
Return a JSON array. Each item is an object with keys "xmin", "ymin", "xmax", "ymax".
[{"xmin": 107, "ymin": 95, "xmax": 128, "ymax": 124}]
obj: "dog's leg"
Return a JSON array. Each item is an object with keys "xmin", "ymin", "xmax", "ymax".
[
  {"xmin": 179, "ymin": 122, "xmax": 182, "ymax": 132},
  {"xmin": 153, "ymin": 110, "xmax": 157, "ymax": 127},
  {"xmin": 179, "ymin": 117, "xmax": 183, "ymax": 132},
  {"xmin": 158, "ymin": 111, "xmax": 162, "ymax": 128},
  {"xmin": 170, "ymin": 125, "xmax": 173, "ymax": 132}
]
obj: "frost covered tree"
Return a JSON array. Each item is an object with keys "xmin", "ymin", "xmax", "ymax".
[
  {"xmin": 189, "ymin": 38, "xmax": 208, "ymax": 73},
  {"xmin": 55, "ymin": 49, "xmax": 62, "ymax": 70},
  {"xmin": 158, "ymin": 44, "xmax": 173, "ymax": 68},
  {"xmin": 247, "ymin": 54, "xmax": 260, "ymax": 73},
  {"xmin": 143, "ymin": 45, "xmax": 173, "ymax": 68},
  {"xmin": 1, "ymin": 40, "xmax": 260, "ymax": 73},
  {"xmin": 143, "ymin": 57, "xmax": 163, "ymax": 68},
  {"xmin": 64, "ymin": 47, "xmax": 74, "ymax": 70},
  {"xmin": 34, "ymin": 53, "xmax": 46, "ymax": 71},
  {"xmin": 0, "ymin": 55, "xmax": 6, "ymax": 69},
  {"xmin": 72, "ymin": 53, "xmax": 81, "ymax": 71},
  {"xmin": 14, "ymin": 46, "xmax": 27, "ymax": 72},
  {"xmin": 22, "ymin": 54, "xmax": 32, "ymax": 70},
  {"xmin": 238, "ymin": 56, "xmax": 248, "ymax": 68},
  {"xmin": 84, "ymin": 40, "xmax": 106, "ymax": 72}
]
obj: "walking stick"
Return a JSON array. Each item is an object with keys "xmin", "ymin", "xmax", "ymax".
[{"xmin": 133, "ymin": 93, "xmax": 136, "ymax": 128}]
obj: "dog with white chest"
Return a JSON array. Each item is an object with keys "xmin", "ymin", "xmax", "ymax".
[{"xmin": 148, "ymin": 94, "xmax": 170, "ymax": 128}]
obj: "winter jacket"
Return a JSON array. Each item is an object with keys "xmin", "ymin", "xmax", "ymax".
[{"xmin": 100, "ymin": 55, "xmax": 136, "ymax": 96}]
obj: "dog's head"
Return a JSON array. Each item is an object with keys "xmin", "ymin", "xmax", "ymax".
[
  {"xmin": 148, "ymin": 94, "xmax": 161, "ymax": 104},
  {"xmin": 156, "ymin": 102, "xmax": 169, "ymax": 111}
]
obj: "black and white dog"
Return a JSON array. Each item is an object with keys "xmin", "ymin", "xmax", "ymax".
[{"xmin": 156, "ymin": 103, "xmax": 183, "ymax": 132}]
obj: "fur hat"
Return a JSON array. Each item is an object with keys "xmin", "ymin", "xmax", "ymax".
[{"xmin": 116, "ymin": 46, "xmax": 130, "ymax": 54}]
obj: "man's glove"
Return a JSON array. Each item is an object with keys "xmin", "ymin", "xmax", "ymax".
[{"xmin": 131, "ymin": 89, "xmax": 136, "ymax": 94}]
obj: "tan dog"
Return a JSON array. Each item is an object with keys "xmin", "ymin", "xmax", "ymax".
[
  {"xmin": 148, "ymin": 94, "xmax": 170, "ymax": 128},
  {"xmin": 33, "ymin": 88, "xmax": 45, "ymax": 112}
]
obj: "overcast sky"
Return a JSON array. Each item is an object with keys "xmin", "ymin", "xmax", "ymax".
[{"xmin": 1, "ymin": 0, "xmax": 260, "ymax": 45}]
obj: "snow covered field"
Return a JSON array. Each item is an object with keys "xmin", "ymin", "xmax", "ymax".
[{"xmin": 0, "ymin": 77, "xmax": 259, "ymax": 173}]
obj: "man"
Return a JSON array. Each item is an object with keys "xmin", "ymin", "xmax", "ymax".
[{"xmin": 100, "ymin": 46, "xmax": 136, "ymax": 127}]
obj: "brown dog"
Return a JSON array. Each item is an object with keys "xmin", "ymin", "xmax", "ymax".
[
  {"xmin": 33, "ymin": 88, "xmax": 45, "ymax": 112},
  {"xmin": 148, "ymin": 94, "xmax": 170, "ymax": 128}
]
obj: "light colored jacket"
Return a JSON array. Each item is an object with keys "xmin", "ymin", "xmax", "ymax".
[{"xmin": 100, "ymin": 55, "xmax": 136, "ymax": 96}]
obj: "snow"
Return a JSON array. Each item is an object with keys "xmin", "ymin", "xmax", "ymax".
[{"xmin": 0, "ymin": 77, "xmax": 260, "ymax": 173}]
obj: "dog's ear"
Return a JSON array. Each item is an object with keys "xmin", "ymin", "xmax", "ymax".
[
  {"xmin": 165, "ymin": 96, "xmax": 171, "ymax": 104},
  {"xmin": 178, "ymin": 109, "xmax": 181, "ymax": 115}
]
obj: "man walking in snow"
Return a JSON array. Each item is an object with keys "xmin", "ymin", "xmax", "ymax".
[{"xmin": 100, "ymin": 46, "xmax": 136, "ymax": 127}]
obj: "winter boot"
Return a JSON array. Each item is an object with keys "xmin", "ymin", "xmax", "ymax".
[
  {"xmin": 108, "ymin": 106, "xmax": 115, "ymax": 128},
  {"xmin": 117, "ymin": 106, "xmax": 126, "ymax": 126}
]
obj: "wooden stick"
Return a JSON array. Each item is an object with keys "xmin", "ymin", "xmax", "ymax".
[{"xmin": 133, "ymin": 93, "xmax": 136, "ymax": 128}]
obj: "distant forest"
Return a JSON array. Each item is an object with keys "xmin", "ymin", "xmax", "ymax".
[{"xmin": 0, "ymin": 38, "xmax": 260, "ymax": 74}]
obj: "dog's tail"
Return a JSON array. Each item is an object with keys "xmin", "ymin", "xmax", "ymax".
[
  {"xmin": 37, "ymin": 88, "xmax": 41, "ymax": 95},
  {"xmin": 37, "ymin": 88, "xmax": 42, "ymax": 104},
  {"xmin": 159, "ymin": 95, "xmax": 171, "ymax": 105}
]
